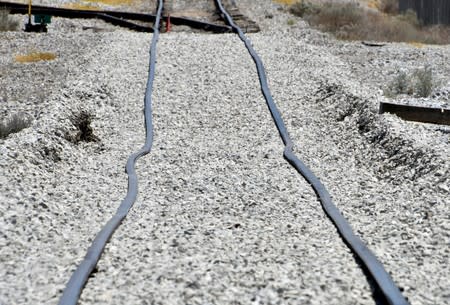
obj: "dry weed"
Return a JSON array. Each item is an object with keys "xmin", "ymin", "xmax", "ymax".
[
  {"xmin": 289, "ymin": 1, "xmax": 450, "ymax": 44},
  {"xmin": 289, "ymin": 0, "xmax": 319, "ymax": 18},
  {"xmin": 378, "ymin": 0, "xmax": 398, "ymax": 15},
  {"xmin": 63, "ymin": 2, "xmax": 99, "ymax": 10},
  {"xmin": 15, "ymin": 52, "xmax": 57, "ymax": 63},
  {"xmin": 275, "ymin": 0, "xmax": 297, "ymax": 4},
  {"xmin": 367, "ymin": 0, "xmax": 379, "ymax": 10},
  {"xmin": 307, "ymin": 2, "xmax": 364, "ymax": 32}
]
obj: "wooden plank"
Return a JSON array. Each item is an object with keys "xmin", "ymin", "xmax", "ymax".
[{"xmin": 379, "ymin": 102, "xmax": 450, "ymax": 125}]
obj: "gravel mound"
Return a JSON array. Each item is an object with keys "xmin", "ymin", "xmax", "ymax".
[
  {"xmin": 1, "ymin": 1, "xmax": 449, "ymax": 305},
  {"xmin": 1, "ymin": 30, "xmax": 150, "ymax": 304}
]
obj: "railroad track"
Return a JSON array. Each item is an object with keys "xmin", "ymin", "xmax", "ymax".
[
  {"xmin": 52, "ymin": 1, "xmax": 410, "ymax": 304},
  {"xmin": 1, "ymin": 1, "xmax": 232, "ymax": 33},
  {"xmin": 2, "ymin": 0, "xmax": 259, "ymax": 33}
]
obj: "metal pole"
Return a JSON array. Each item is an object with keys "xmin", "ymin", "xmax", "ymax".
[{"xmin": 28, "ymin": 0, "xmax": 31, "ymax": 24}]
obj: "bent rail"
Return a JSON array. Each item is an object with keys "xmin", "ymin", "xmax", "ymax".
[
  {"xmin": 214, "ymin": 1, "xmax": 410, "ymax": 304},
  {"xmin": 57, "ymin": 1, "xmax": 163, "ymax": 305}
]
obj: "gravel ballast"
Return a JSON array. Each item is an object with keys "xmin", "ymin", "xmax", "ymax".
[{"xmin": 1, "ymin": 1, "xmax": 449, "ymax": 305}]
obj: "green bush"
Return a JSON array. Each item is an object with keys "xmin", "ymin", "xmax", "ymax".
[
  {"xmin": 385, "ymin": 67, "xmax": 434, "ymax": 98},
  {"xmin": 413, "ymin": 66, "xmax": 433, "ymax": 97}
]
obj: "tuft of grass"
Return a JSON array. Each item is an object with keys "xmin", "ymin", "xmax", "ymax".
[
  {"xmin": 288, "ymin": 1, "xmax": 450, "ymax": 44},
  {"xmin": 287, "ymin": 19, "xmax": 296, "ymax": 26},
  {"xmin": 413, "ymin": 66, "xmax": 434, "ymax": 97},
  {"xmin": 66, "ymin": 110, "xmax": 99, "ymax": 143},
  {"xmin": 15, "ymin": 52, "xmax": 57, "ymax": 63},
  {"xmin": 384, "ymin": 71, "xmax": 410, "ymax": 97},
  {"xmin": 0, "ymin": 113, "xmax": 32, "ymax": 139},
  {"xmin": 0, "ymin": 9, "xmax": 19, "ymax": 31},
  {"xmin": 384, "ymin": 67, "xmax": 434, "ymax": 98}
]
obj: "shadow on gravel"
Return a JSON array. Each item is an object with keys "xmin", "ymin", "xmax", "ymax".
[
  {"xmin": 315, "ymin": 83, "xmax": 438, "ymax": 183},
  {"xmin": 345, "ymin": 244, "xmax": 409, "ymax": 305}
]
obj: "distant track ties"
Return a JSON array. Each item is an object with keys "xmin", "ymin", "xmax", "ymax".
[{"xmin": 57, "ymin": 0, "xmax": 409, "ymax": 304}]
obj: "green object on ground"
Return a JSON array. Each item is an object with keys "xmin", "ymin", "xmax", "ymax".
[{"xmin": 34, "ymin": 15, "xmax": 51, "ymax": 24}]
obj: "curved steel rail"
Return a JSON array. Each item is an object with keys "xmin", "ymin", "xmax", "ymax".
[
  {"xmin": 214, "ymin": 1, "xmax": 409, "ymax": 305},
  {"xmin": 57, "ymin": 1, "xmax": 163, "ymax": 305}
]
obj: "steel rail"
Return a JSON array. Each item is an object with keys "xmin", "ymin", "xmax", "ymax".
[
  {"xmin": 96, "ymin": 13, "xmax": 153, "ymax": 32},
  {"xmin": 1, "ymin": 1, "xmax": 157, "ymax": 20},
  {"xmin": 57, "ymin": 1, "xmax": 163, "ymax": 305},
  {"xmin": 214, "ymin": 1, "xmax": 410, "ymax": 304},
  {"xmin": 380, "ymin": 101, "xmax": 450, "ymax": 125}
]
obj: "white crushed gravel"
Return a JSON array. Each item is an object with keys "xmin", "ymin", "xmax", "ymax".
[{"xmin": 1, "ymin": 1, "xmax": 449, "ymax": 305}]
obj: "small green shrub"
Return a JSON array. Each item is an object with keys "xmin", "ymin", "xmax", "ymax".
[
  {"xmin": 0, "ymin": 9, "xmax": 19, "ymax": 31},
  {"xmin": 385, "ymin": 67, "xmax": 434, "ymax": 98},
  {"xmin": 385, "ymin": 71, "xmax": 410, "ymax": 97},
  {"xmin": 413, "ymin": 66, "xmax": 433, "ymax": 97},
  {"xmin": 0, "ymin": 113, "xmax": 31, "ymax": 139}
]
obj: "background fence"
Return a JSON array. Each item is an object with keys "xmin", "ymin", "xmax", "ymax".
[{"xmin": 399, "ymin": 0, "xmax": 450, "ymax": 25}]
